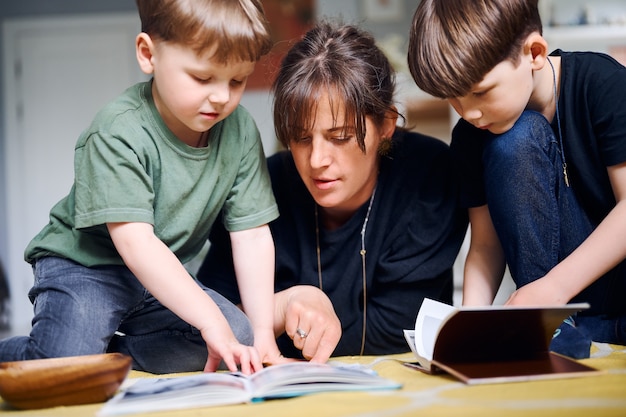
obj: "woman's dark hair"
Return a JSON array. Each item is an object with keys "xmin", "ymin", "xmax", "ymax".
[{"xmin": 272, "ymin": 21, "xmax": 398, "ymax": 152}]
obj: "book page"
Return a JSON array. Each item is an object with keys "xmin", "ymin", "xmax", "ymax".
[
  {"xmin": 414, "ymin": 298, "xmax": 456, "ymax": 361},
  {"xmin": 98, "ymin": 362, "xmax": 401, "ymax": 416},
  {"xmin": 402, "ymin": 329, "xmax": 418, "ymax": 358},
  {"xmin": 98, "ymin": 373, "xmax": 251, "ymax": 416},
  {"xmin": 249, "ymin": 362, "xmax": 399, "ymax": 399}
]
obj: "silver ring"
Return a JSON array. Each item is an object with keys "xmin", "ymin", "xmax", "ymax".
[{"xmin": 296, "ymin": 328, "xmax": 308, "ymax": 338}]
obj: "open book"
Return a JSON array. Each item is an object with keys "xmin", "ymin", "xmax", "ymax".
[
  {"xmin": 98, "ymin": 361, "xmax": 401, "ymax": 416},
  {"xmin": 403, "ymin": 298, "xmax": 600, "ymax": 384}
]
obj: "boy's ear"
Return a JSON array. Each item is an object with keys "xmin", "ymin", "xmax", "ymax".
[
  {"xmin": 525, "ymin": 32, "xmax": 549, "ymax": 71},
  {"xmin": 136, "ymin": 32, "xmax": 156, "ymax": 75}
]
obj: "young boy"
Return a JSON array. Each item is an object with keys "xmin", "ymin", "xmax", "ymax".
[
  {"xmin": 408, "ymin": 0, "xmax": 626, "ymax": 358},
  {"xmin": 0, "ymin": 0, "xmax": 282, "ymax": 374}
]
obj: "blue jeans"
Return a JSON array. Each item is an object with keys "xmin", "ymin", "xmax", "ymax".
[
  {"xmin": 482, "ymin": 111, "xmax": 626, "ymax": 358},
  {"xmin": 0, "ymin": 256, "xmax": 253, "ymax": 373}
]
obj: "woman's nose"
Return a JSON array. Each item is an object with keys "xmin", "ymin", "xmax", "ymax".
[{"xmin": 309, "ymin": 137, "xmax": 331, "ymax": 169}]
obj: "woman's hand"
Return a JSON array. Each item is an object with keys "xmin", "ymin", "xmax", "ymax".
[{"xmin": 274, "ymin": 285, "xmax": 342, "ymax": 363}]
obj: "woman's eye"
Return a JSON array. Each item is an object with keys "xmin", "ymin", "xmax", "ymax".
[{"xmin": 331, "ymin": 136, "xmax": 352, "ymax": 143}]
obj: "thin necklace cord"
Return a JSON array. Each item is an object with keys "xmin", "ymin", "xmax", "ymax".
[
  {"xmin": 548, "ymin": 57, "xmax": 570, "ymax": 187},
  {"xmin": 314, "ymin": 185, "xmax": 377, "ymax": 356}
]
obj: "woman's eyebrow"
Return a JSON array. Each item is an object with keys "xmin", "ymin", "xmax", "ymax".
[{"xmin": 327, "ymin": 125, "xmax": 355, "ymax": 133}]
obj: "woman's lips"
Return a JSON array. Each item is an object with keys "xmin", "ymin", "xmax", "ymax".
[{"xmin": 313, "ymin": 178, "xmax": 336, "ymax": 190}]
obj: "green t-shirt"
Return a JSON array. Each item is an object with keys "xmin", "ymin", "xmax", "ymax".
[{"xmin": 25, "ymin": 81, "xmax": 278, "ymax": 266}]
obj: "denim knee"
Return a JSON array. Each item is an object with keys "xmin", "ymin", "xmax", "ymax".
[
  {"xmin": 0, "ymin": 257, "xmax": 143, "ymax": 361},
  {"xmin": 207, "ymin": 287, "xmax": 254, "ymax": 346},
  {"xmin": 483, "ymin": 112, "xmax": 562, "ymax": 284},
  {"xmin": 109, "ymin": 286, "xmax": 254, "ymax": 373}
]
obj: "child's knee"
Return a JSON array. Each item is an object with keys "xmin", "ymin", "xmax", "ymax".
[
  {"xmin": 485, "ymin": 111, "xmax": 554, "ymax": 162},
  {"xmin": 230, "ymin": 312, "xmax": 254, "ymax": 346}
]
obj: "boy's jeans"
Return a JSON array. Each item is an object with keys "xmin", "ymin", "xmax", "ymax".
[
  {"xmin": 0, "ymin": 256, "xmax": 253, "ymax": 373},
  {"xmin": 482, "ymin": 111, "xmax": 626, "ymax": 358}
]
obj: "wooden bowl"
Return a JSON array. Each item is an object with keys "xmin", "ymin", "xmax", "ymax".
[{"xmin": 0, "ymin": 353, "xmax": 132, "ymax": 410}]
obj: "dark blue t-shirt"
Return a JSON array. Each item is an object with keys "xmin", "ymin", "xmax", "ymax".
[
  {"xmin": 451, "ymin": 50, "xmax": 626, "ymax": 226},
  {"xmin": 199, "ymin": 129, "xmax": 468, "ymax": 357}
]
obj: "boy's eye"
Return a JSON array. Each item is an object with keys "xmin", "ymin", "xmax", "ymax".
[
  {"xmin": 330, "ymin": 135, "xmax": 351, "ymax": 143},
  {"xmin": 230, "ymin": 79, "xmax": 245, "ymax": 87},
  {"xmin": 193, "ymin": 75, "xmax": 210, "ymax": 83},
  {"xmin": 471, "ymin": 86, "xmax": 494, "ymax": 98},
  {"xmin": 293, "ymin": 136, "xmax": 311, "ymax": 144}
]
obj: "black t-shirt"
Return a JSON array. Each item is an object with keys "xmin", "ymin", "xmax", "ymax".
[
  {"xmin": 451, "ymin": 50, "xmax": 626, "ymax": 226},
  {"xmin": 199, "ymin": 129, "xmax": 468, "ymax": 357}
]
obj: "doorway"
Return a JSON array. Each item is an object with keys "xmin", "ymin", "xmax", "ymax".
[{"xmin": 2, "ymin": 13, "xmax": 146, "ymax": 331}]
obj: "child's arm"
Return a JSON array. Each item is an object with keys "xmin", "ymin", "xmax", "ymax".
[
  {"xmin": 230, "ymin": 225, "xmax": 284, "ymax": 364},
  {"xmin": 462, "ymin": 205, "xmax": 507, "ymax": 305},
  {"xmin": 107, "ymin": 222, "xmax": 262, "ymax": 374},
  {"xmin": 506, "ymin": 162, "xmax": 626, "ymax": 306}
]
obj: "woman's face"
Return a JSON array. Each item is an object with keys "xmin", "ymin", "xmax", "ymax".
[{"xmin": 289, "ymin": 92, "xmax": 391, "ymax": 218}]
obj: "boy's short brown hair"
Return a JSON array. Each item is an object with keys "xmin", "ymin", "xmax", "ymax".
[
  {"xmin": 408, "ymin": 0, "xmax": 542, "ymax": 98},
  {"xmin": 136, "ymin": 0, "xmax": 272, "ymax": 63}
]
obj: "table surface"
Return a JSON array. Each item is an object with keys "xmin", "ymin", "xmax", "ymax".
[{"xmin": 2, "ymin": 343, "xmax": 625, "ymax": 417}]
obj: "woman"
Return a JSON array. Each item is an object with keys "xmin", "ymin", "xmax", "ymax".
[{"xmin": 198, "ymin": 21, "xmax": 468, "ymax": 361}]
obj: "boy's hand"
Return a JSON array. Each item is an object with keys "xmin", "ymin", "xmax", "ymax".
[
  {"xmin": 253, "ymin": 329, "xmax": 295, "ymax": 366},
  {"xmin": 107, "ymin": 221, "xmax": 264, "ymax": 374},
  {"xmin": 275, "ymin": 286, "xmax": 342, "ymax": 363},
  {"xmin": 504, "ymin": 276, "xmax": 570, "ymax": 306},
  {"xmin": 200, "ymin": 327, "xmax": 263, "ymax": 375}
]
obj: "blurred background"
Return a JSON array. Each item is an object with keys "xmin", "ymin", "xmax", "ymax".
[{"xmin": 1, "ymin": 0, "xmax": 625, "ymax": 334}]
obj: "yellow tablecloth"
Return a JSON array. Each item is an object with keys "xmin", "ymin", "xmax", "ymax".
[{"xmin": 2, "ymin": 343, "xmax": 626, "ymax": 417}]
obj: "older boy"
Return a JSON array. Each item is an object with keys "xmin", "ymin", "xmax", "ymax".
[
  {"xmin": 0, "ymin": 0, "xmax": 282, "ymax": 373},
  {"xmin": 408, "ymin": 0, "xmax": 626, "ymax": 358}
]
